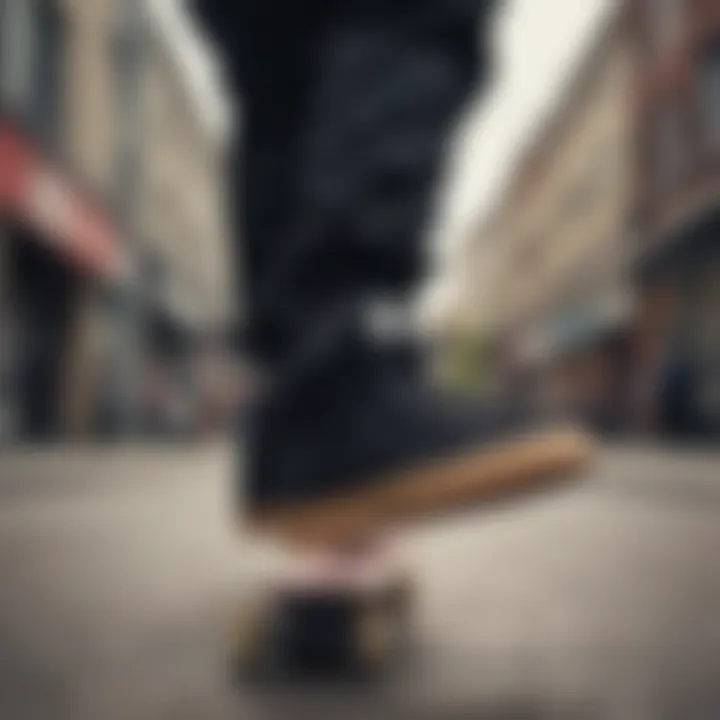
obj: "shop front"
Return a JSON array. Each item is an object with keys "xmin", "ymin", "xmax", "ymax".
[
  {"xmin": 0, "ymin": 121, "xmax": 123, "ymax": 440},
  {"xmin": 500, "ymin": 321, "xmax": 555, "ymax": 419},
  {"xmin": 139, "ymin": 263, "xmax": 211, "ymax": 438},
  {"xmin": 545, "ymin": 289, "xmax": 634, "ymax": 433},
  {"xmin": 635, "ymin": 208, "xmax": 720, "ymax": 438}
]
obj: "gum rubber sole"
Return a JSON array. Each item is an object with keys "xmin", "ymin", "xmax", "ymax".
[{"xmin": 247, "ymin": 426, "xmax": 595, "ymax": 548}]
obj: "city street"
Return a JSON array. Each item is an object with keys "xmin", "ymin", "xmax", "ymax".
[{"xmin": 1, "ymin": 444, "xmax": 720, "ymax": 719}]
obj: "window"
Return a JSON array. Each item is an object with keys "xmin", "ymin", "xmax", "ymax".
[
  {"xmin": 0, "ymin": 0, "xmax": 35, "ymax": 111},
  {"xmin": 701, "ymin": 43, "xmax": 720, "ymax": 151},
  {"xmin": 0, "ymin": 0, "xmax": 6, "ymax": 88},
  {"xmin": 564, "ymin": 172, "xmax": 595, "ymax": 221},
  {"xmin": 0, "ymin": 0, "xmax": 63, "ymax": 145},
  {"xmin": 35, "ymin": 0, "xmax": 63, "ymax": 144},
  {"xmin": 650, "ymin": 0, "xmax": 682, "ymax": 56},
  {"xmin": 654, "ymin": 106, "xmax": 686, "ymax": 189}
]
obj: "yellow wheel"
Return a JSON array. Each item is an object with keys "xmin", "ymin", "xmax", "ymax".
[
  {"xmin": 231, "ymin": 593, "xmax": 272, "ymax": 680},
  {"xmin": 355, "ymin": 570, "xmax": 415, "ymax": 674}
]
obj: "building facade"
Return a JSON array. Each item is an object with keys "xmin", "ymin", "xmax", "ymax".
[
  {"xmin": 59, "ymin": 0, "xmax": 128, "ymax": 436},
  {"xmin": 0, "ymin": 0, "xmax": 124, "ymax": 440},
  {"xmin": 629, "ymin": 0, "xmax": 720, "ymax": 436},
  {"xmin": 484, "ymin": 9, "xmax": 634, "ymax": 428},
  {"xmin": 138, "ymin": 18, "xmax": 231, "ymax": 435},
  {"xmin": 0, "ymin": 0, "xmax": 231, "ymax": 440}
]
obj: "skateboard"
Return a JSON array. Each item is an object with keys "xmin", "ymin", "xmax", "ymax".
[{"xmin": 231, "ymin": 548, "xmax": 414, "ymax": 680}]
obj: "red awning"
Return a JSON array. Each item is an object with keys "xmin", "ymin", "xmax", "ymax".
[{"xmin": 0, "ymin": 120, "xmax": 124, "ymax": 279}]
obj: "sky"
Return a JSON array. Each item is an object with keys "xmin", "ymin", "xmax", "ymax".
[
  {"xmin": 152, "ymin": 0, "xmax": 614, "ymax": 316},
  {"xmin": 440, "ymin": 0, "xmax": 613, "ymax": 237}
]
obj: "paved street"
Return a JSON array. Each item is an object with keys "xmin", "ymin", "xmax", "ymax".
[{"xmin": 1, "ymin": 444, "xmax": 720, "ymax": 719}]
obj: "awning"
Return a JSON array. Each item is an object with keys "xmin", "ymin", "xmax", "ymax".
[{"xmin": 0, "ymin": 120, "xmax": 124, "ymax": 279}]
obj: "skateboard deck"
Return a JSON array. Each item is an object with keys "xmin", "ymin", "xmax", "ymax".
[{"xmin": 232, "ymin": 553, "xmax": 414, "ymax": 680}]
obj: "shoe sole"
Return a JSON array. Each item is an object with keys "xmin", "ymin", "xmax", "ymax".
[{"xmin": 246, "ymin": 426, "xmax": 595, "ymax": 548}]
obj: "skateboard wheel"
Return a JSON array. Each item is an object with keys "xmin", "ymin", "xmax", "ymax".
[
  {"xmin": 231, "ymin": 593, "xmax": 275, "ymax": 680},
  {"xmin": 232, "ymin": 567, "xmax": 415, "ymax": 680},
  {"xmin": 356, "ymin": 571, "xmax": 414, "ymax": 674},
  {"xmin": 356, "ymin": 602, "xmax": 399, "ymax": 673}
]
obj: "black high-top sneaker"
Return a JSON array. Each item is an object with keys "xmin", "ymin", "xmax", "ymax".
[
  {"xmin": 189, "ymin": 0, "xmax": 594, "ymax": 549},
  {"xmin": 242, "ymin": 324, "xmax": 594, "ymax": 547}
]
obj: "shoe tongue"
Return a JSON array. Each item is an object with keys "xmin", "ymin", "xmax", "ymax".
[{"xmin": 358, "ymin": 294, "xmax": 426, "ymax": 378}]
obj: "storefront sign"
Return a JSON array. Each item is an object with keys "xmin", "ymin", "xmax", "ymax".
[
  {"xmin": 552, "ymin": 288, "xmax": 634, "ymax": 354},
  {"xmin": 0, "ymin": 121, "xmax": 123, "ymax": 278}
]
